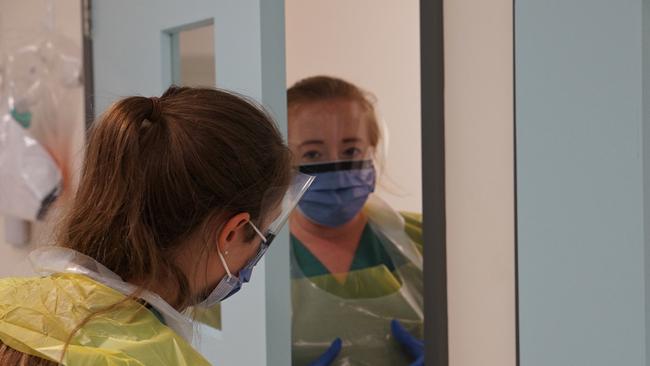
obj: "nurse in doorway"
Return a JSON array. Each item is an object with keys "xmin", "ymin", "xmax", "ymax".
[{"xmin": 288, "ymin": 76, "xmax": 424, "ymax": 366}]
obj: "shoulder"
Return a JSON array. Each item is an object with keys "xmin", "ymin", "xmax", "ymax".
[
  {"xmin": 400, "ymin": 212, "xmax": 422, "ymax": 230},
  {"xmin": 400, "ymin": 212, "xmax": 423, "ymax": 254},
  {"xmin": 0, "ymin": 273, "xmax": 127, "ymax": 312},
  {"xmin": 0, "ymin": 274, "xmax": 211, "ymax": 366}
]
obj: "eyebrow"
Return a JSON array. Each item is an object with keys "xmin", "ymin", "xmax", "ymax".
[
  {"xmin": 342, "ymin": 137, "xmax": 363, "ymax": 143},
  {"xmin": 299, "ymin": 140, "xmax": 324, "ymax": 147}
]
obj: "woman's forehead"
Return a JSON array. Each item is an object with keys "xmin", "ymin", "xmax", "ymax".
[{"xmin": 288, "ymin": 99, "xmax": 369, "ymax": 139}]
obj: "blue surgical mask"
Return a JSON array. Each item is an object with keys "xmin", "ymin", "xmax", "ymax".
[
  {"xmin": 298, "ymin": 160, "xmax": 376, "ymax": 227},
  {"xmin": 196, "ymin": 221, "xmax": 271, "ymax": 308}
]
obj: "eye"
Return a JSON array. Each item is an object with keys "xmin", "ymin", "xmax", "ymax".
[
  {"xmin": 302, "ymin": 150, "xmax": 322, "ymax": 162},
  {"xmin": 341, "ymin": 147, "xmax": 363, "ymax": 159}
]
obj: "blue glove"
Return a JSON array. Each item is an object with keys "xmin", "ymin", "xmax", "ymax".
[
  {"xmin": 391, "ymin": 319, "xmax": 424, "ymax": 366},
  {"xmin": 308, "ymin": 338, "xmax": 342, "ymax": 366}
]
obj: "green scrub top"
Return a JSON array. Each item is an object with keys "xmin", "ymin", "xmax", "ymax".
[{"xmin": 291, "ymin": 223, "xmax": 396, "ymax": 279}]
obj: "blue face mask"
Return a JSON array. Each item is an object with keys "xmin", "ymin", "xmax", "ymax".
[
  {"xmin": 196, "ymin": 222, "xmax": 271, "ymax": 308},
  {"xmin": 298, "ymin": 160, "xmax": 376, "ymax": 227}
]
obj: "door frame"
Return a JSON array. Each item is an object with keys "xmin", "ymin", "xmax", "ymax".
[
  {"xmin": 83, "ymin": 0, "xmax": 450, "ymax": 364},
  {"xmin": 420, "ymin": 0, "xmax": 448, "ymax": 365}
]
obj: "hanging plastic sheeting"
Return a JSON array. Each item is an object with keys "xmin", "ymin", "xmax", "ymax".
[
  {"xmin": 0, "ymin": 2, "xmax": 82, "ymax": 244},
  {"xmin": 2, "ymin": 29, "xmax": 82, "ymax": 197},
  {"xmin": 0, "ymin": 102, "xmax": 61, "ymax": 221}
]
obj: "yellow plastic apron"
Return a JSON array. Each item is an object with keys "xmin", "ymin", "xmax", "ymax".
[{"xmin": 0, "ymin": 273, "xmax": 211, "ymax": 366}]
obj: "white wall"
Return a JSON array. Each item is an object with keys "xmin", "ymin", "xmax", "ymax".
[
  {"xmin": 0, "ymin": 0, "xmax": 84, "ymax": 277},
  {"xmin": 444, "ymin": 0, "xmax": 517, "ymax": 365},
  {"xmin": 285, "ymin": 0, "xmax": 422, "ymax": 213}
]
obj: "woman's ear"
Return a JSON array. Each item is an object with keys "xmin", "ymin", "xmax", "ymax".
[{"xmin": 217, "ymin": 212, "xmax": 251, "ymax": 254}]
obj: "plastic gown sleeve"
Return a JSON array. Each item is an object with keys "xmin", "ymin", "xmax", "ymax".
[
  {"xmin": 0, "ymin": 273, "xmax": 211, "ymax": 366},
  {"xmin": 0, "ymin": 112, "xmax": 61, "ymax": 220}
]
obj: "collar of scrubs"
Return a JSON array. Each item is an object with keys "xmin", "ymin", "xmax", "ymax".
[
  {"xmin": 290, "ymin": 223, "xmax": 397, "ymax": 278},
  {"xmin": 28, "ymin": 246, "xmax": 193, "ymax": 342}
]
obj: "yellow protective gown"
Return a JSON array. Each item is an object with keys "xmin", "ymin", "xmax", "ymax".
[
  {"xmin": 291, "ymin": 195, "xmax": 423, "ymax": 366},
  {"xmin": 0, "ymin": 262, "xmax": 211, "ymax": 365}
]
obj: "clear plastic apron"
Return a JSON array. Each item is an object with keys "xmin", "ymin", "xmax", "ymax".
[{"xmin": 291, "ymin": 196, "xmax": 423, "ymax": 366}]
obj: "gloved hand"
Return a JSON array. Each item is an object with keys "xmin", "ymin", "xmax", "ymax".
[
  {"xmin": 308, "ymin": 338, "xmax": 342, "ymax": 366},
  {"xmin": 391, "ymin": 319, "xmax": 424, "ymax": 366}
]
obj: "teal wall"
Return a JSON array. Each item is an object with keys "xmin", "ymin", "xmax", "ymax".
[{"xmin": 516, "ymin": 0, "xmax": 647, "ymax": 365}]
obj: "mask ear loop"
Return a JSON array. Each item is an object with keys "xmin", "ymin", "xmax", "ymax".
[
  {"xmin": 248, "ymin": 221, "xmax": 268, "ymax": 243},
  {"xmin": 217, "ymin": 244, "xmax": 233, "ymax": 277},
  {"xmin": 217, "ymin": 221, "xmax": 267, "ymax": 278}
]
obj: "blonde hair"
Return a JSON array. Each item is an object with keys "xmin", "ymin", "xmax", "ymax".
[{"xmin": 287, "ymin": 76, "xmax": 381, "ymax": 148}]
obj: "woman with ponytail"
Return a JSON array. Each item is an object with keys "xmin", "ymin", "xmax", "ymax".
[{"xmin": 0, "ymin": 86, "xmax": 312, "ymax": 365}]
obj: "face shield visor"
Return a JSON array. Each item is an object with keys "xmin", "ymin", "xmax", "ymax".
[
  {"xmin": 246, "ymin": 171, "xmax": 315, "ymax": 266},
  {"xmin": 288, "ymin": 99, "xmax": 380, "ymax": 227},
  {"xmin": 196, "ymin": 171, "xmax": 314, "ymax": 307}
]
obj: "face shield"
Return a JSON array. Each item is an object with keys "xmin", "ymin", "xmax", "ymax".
[
  {"xmin": 244, "ymin": 171, "xmax": 315, "ymax": 270},
  {"xmin": 288, "ymin": 99, "xmax": 379, "ymax": 227},
  {"xmin": 196, "ymin": 171, "xmax": 314, "ymax": 307}
]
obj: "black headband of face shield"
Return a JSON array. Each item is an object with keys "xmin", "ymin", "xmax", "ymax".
[{"xmin": 298, "ymin": 160, "xmax": 373, "ymax": 174}]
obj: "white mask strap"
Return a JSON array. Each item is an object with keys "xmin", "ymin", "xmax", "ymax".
[
  {"xmin": 217, "ymin": 220, "xmax": 266, "ymax": 277},
  {"xmin": 248, "ymin": 221, "xmax": 267, "ymax": 243},
  {"xmin": 216, "ymin": 244, "xmax": 232, "ymax": 277}
]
